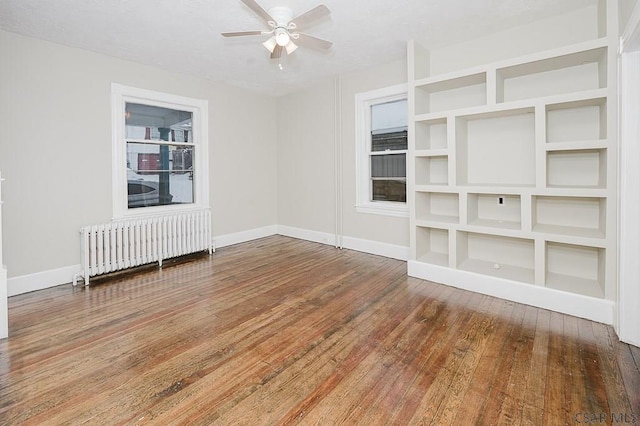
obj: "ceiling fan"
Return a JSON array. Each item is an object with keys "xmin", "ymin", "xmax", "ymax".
[{"xmin": 222, "ymin": 0, "xmax": 333, "ymax": 59}]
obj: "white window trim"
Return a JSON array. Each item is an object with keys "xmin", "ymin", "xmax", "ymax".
[
  {"xmin": 355, "ymin": 83, "xmax": 408, "ymax": 217},
  {"xmin": 111, "ymin": 83, "xmax": 209, "ymax": 219}
]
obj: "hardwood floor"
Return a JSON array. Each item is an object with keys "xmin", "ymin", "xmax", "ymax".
[{"xmin": 1, "ymin": 235, "xmax": 638, "ymax": 425}]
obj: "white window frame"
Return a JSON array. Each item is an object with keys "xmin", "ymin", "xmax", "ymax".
[
  {"xmin": 355, "ymin": 83, "xmax": 409, "ymax": 217},
  {"xmin": 111, "ymin": 83, "xmax": 209, "ymax": 218}
]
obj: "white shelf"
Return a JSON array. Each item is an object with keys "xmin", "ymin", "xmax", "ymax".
[
  {"xmin": 415, "ymin": 118, "xmax": 448, "ymax": 150},
  {"xmin": 414, "ymin": 73, "xmax": 487, "ymax": 115},
  {"xmin": 456, "ymin": 232, "xmax": 535, "ymax": 284},
  {"xmin": 532, "ymin": 195, "xmax": 606, "ymax": 238},
  {"xmin": 497, "ymin": 46, "xmax": 607, "ymax": 103},
  {"xmin": 415, "ymin": 191, "xmax": 459, "ymax": 224},
  {"xmin": 546, "ymin": 97, "xmax": 607, "ymax": 143},
  {"xmin": 545, "ymin": 241, "xmax": 605, "ymax": 298},
  {"xmin": 467, "ymin": 193, "xmax": 522, "ymax": 230},
  {"xmin": 546, "ymin": 148, "xmax": 607, "ymax": 188},
  {"xmin": 408, "ymin": 4, "xmax": 616, "ymax": 313},
  {"xmin": 415, "ymin": 148, "xmax": 448, "ymax": 157},
  {"xmin": 416, "ymin": 226, "xmax": 449, "ymax": 267},
  {"xmin": 415, "ymin": 156, "xmax": 448, "ymax": 185}
]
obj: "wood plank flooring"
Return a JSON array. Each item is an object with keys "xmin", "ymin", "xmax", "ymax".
[{"xmin": 0, "ymin": 235, "xmax": 638, "ymax": 425}]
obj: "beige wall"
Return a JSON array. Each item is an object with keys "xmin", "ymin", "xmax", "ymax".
[
  {"xmin": 339, "ymin": 60, "xmax": 410, "ymax": 247},
  {"xmin": 621, "ymin": 0, "xmax": 639, "ymax": 34},
  {"xmin": 0, "ymin": 3, "xmax": 608, "ymax": 285},
  {"xmin": 276, "ymin": 59, "xmax": 409, "ymax": 247},
  {"xmin": 276, "ymin": 80, "xmax": 336, "ymax": 235},
  {"xmin": 429, "ymin": 6, "xmax": 599, "ymax": 75},
  {"xmin": 0, "ymin": 30, "xmax": 277, "ymax": 279}
]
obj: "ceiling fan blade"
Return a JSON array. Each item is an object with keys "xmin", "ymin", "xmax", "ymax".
[
  {"xmin": 240, "ymin": 0, "xmax": 275, "ymax": 25},
  {"xmin": 290, "ymin": 5, "xmax": 330, "ymax": 29},
  {"xmin": 271, "ymin": 44, "xmax": 283, "ymax": 59},
  {"xmin": 294, "ymin": 33, "xmax": 333, "ymax": 50},
  {"xmin": 221, "ymin": 31, "xmax": 264, "ymax": 37}
]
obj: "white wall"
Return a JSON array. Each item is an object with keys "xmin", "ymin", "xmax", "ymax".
[
  {"xmin": 429, "ymin": 6, "xmax": 599, "ymax": 75},
  {"xmin": 276, "ymin": 80, "xmax": 336, "ymax": 236},
  {"xmin": 620, "ymin": 0, "xmax": 639, "ymax": 34},
  {"xmin": 0, "ymin": 3, "xmax": 612, "ymax": 297},
  {"xmin": 339, "ymin": 60, "xmax": 410, "ymax": 248},
  {"xmin": 0, "ymin": 30, "xmax": 278, "ymax": 288},
  {"xmin": 276, "ymin": 60, "xmax": 410, "ymax": 252}
]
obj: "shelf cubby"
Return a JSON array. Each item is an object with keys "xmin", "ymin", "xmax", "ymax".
[
  {"xmin": 415, "ymin": 155, "xmax": 448, "ymax": 185},
  {"xmin": 456, "ymin": 108, "xmax": 536, "ymax": 186},
  {"xmin": 456, "ymin": 231, "xmax": 535, "ymax": 284},
  {"xmin": 416, "ymin": 226, "xmax": 449, "ymax": 266},
  {"xmin": 497, "ymin": 46, "xmax": 607, "ymax": 103},
  {"xmin": 545, "ymin": 241, "xmax": 605, "ymax": 298},
  {"xmin": 468, "ymin": 193, "xmax": 521, "ymax": 230},
  {"xmin": 546, "ymin": 97, "xmax": 607, "ymax": 143},
  {"xmin": 415, "ymin": 118, "xmax": 447, "ymax": 150},
  {"xmin": 415, "ymin": 191, "xmax": 459, "ymax": 223},
  {"xmin": 546, "ymin": 148, "xmax": 606, "ymax": 188},
  {"xmin": 414, "ymin": 73, "xmax": 487, "ymax": 115},
  {"xmin": 533, "ymin": 196, "xmax": 606, "ymax": 238}
]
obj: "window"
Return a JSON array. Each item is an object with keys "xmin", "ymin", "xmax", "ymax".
[
  {"xmin": 112, "ymin": 84, "xmax": 209, "ymax": 217},
  {"xmin": 355, "ymin": 84, "xmax": 408, "ymax": 217}
]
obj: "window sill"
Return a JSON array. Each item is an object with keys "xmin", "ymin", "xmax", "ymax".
[
  {"xmin": 355, "ymin": 202, "xmax": 409, "ymax": 218},
  {"xmin": 113, "ymin": 203, "xmax": 209, "ymax": 221}
]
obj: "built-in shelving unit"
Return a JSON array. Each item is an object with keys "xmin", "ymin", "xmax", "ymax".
[{"xmin": 407, "ymin": 0, "xmax": 617, "ymax": 324}]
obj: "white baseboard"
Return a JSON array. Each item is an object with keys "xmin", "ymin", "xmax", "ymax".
[
  {"xmin": 408, "ymin": 260, "xmax": 615, "ymax": 325},
  {"xmin": 276, "ymin": 225, "xmax": 409, "ymax": 261},
  {"xmin": 1, "ymin": 268, "xmax": 7, "ymax": 339},
  {"xmin": 342, "ymin": 235, "xmax": 409, "ymax": 261},
  {"xmin": 277, "ymin": 225, "xmax": 335, "ymax": 246},
  {"xmin": 213, "ymin": 225, "xmax": 278, "ymax": 249},
  {"xmin": 8, "ymin": 264, "xmax": 80, "ymax": 297},
  {"xmin": 3, "ymin": 225, "xmax": 616, "ymax": 327}
]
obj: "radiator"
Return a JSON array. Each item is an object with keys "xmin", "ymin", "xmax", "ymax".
[{"xmin": 74, "ymin": 209, "xmax": 212, "ymax": 286}]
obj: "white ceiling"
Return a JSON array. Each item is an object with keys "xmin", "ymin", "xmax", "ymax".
[{"xmin": 0, "ymin": 0, "xmax": 595, "ymax": 96}]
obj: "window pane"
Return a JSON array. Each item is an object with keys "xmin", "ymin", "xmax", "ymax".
[
  {"xmin": 372, "ymin": 180, "xmax": 406, "ymax": 202},
  {"xmin": 127, "ymin": 142, "xmax": 193, "ymax": 208},
  {"xmin": 371, "ymin": 153, "xmax": 406, "ymax": 178},
  {"xmin": 371, "ymin": 99, "xmax": 407, "ymax": 131},
  {"xmin": 125, "ymin": 103, "xmax": 192, "ymax": 142},
  {"xmin": 372, "ymin": 128, "xmax": 407, "ymax": 151}
]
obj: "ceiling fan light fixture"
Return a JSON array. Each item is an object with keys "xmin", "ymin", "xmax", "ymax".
[
  {"xmin": 275, "ymin": 28, "xmax": 290, "ymax": 47},
  {"xmin": 285, "ymin": 41, "xmax": 298, "ymax": 55},
  {"xmin": 262, "ymin": 36, "xmax": 277, "ymax": 53}
]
